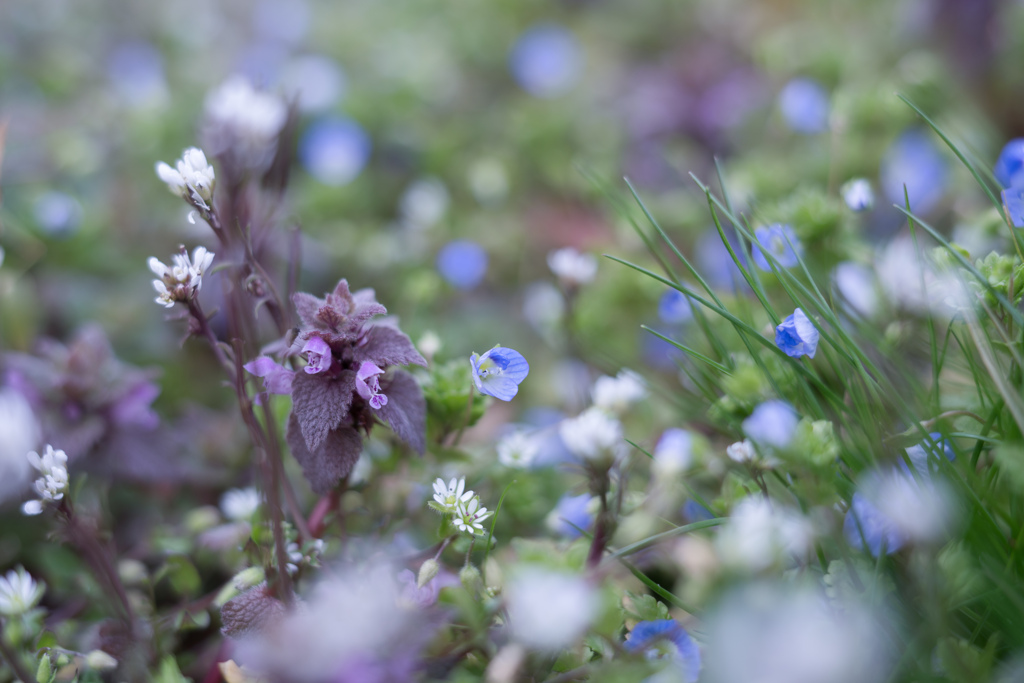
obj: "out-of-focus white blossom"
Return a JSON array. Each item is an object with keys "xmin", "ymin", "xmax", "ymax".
[
  {"xmin": 841, "ymin": 178, "xmax": 875, "ymax": 212},
  {"xmin": 203, "ymin": 77, "xmax": 288, "ymax": 172},
  {"xmin": 148, "ymin": 246, "xmax": 215, "ymax": 308},
  {"xmin": 399, "ymin": 177, "xmax": 449, "ymax": 230},
  {"xmin": 653, "ymin": 428, "xmax": 693, "ymax": 475},
  {"xmin": 863, "ymin": 468, "xmax": 955, "ymax": 545},
  {"xmin": 876, "ymin": 236, "xmax": 964, "ymax": 315},
  {"xmin": 715, "ymin": 496, "xmax": 813, "ymax": 572},
  {"xmin": 725, "ymin": 439, "xmax": 755, "ymax": 463},
  {"xmin": 833, "ymin": 262, "xmax": 879, "ymax": 318},
  {"xmin": 467, "ymin": 158, "xmax": 509, "ymax": 205},
  {"xmin": 547, "ymin": 247, "xmax": 597, "ymax": 286},
  {"xmin": 592, "ymin": 369, "xmax": 647, "ymax": 414},
  {"xmin": 497, "ymin": 429, "xmax": 540, "ymax": 468},
  {"xmin": 22, "ymin": 445, "xmax": 69, "ymax": 516},
  {"xmin": 155, "ymin": 147, "xmax": 216, "ymax": 208},
  {"xmin": 416, "ymin": 331, "xmax": 443, "ymax": 361},
  {"xmin": 220, "ymin": 487, "xmax": 261, "ymax": 522},
  {"xmin": 0, "ymin": 566, "xmax": 44, "ymax": 616},
  {"xmin": 559, "ymin": 407, "xmax": 624, "ymax": 465},
  {"xmin": 506, "ymin": 568, "xmax": 596, "ymax": 651},
  {"xmin": 0, "ymin": 389, "xmax": 39, "ymax": 503}
]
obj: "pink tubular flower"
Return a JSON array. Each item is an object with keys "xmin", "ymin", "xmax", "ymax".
[
  {"xmin": 355, "ymin": 361, "xmax": 388, "ymax": 409},
  {"xmin": 244, "ymin": 356, "xmax": 295, "ymax": 404},
  {"xmin": 302, "ymin": 335, "xmax": 332, "ymax": 375}
]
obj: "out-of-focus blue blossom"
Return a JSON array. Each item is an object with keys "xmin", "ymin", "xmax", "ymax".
[
  {"xmin": 33, "ymin": 192, "xmax": 82, "ymax": 238},
  {"xmin": 841, "ymin": 178, "xmax": 875, "ymax": 212},
  {"xmin": 470, "ymin": 346, "xmax": 529, "ymax": 401},
  {"xmin": 436, "ymin": 240, "xmax": 488, "ymax": 289},
  {"xmin": 234, "ymin": 43, "xmax": 289, "ymax": 86},
  {"xmin": 902, "ymin": 432, "xmax": 954, "ymax": 479},
  {"xmin": 253, "ymin": 0, "xmax": 311, "ymax": 46},
  {"xmin": 625, "ymin": 619, "xmax": 701, "ymax": 682},
  {"xmin": 995, "ymin": 138, "xmax": 1024, "ymax": 188},
  {"xmin": 642, "ymin": 326, "xmax": 682, "ymax": 370},
  {"xmin": 751, "ymin": 224, "xmax": 801, "ymax": 271},
  {"xmin": 844, "ymin": 492, "xmax": 903, "ymax": 556},
  {"xmin": 1003, "ymin": 187, "xmax": 1024, "ymax": 228},
  {"xmin": 697, "ymin": 228, "xmax": 748, "ymax": 290},
  {"xmin": 658, "ymin": 289, "xmax": 693, "ymax": 325},
  {"xmin": 299, "ymin": 117, "xmax": 371, "ymax": 186},
  {"xmin": 833, "ymin": 262, "xmax": 879, "ymax": 318},
  {"xmin": 775, "ymin": 308, "xmax": 819, "ymax": 359},
  {"xmin": 509, "ymin": 24, "xmax": 582, "ymax": 98},
  {"xmin": 547, "ymin": 493, "xmax": 593, "ymax": 538},
  {"xmin": 880, "ymin": 129, "xmax": 948, "ymax": 214},
  {"xmin": 107, "ymin": 42, "xmax": 167, "ymax": 108},
  {"xmin": 778, "ymin": 78, "xmax": 830, "ymax": 134},
  {"xmin": 653, "ymin": 428, "xmax": 693, "ymax": 473},
  {"xmin": 743, "ymin": 400, "xmax": 799, "ymax": 450},
  {"xmin": 683, "ymin": 499, "xmax": 714, "ymax": 523},
  {"xmin": 280, "ymin": 55, "xmax": 345, "ymax": 113}
]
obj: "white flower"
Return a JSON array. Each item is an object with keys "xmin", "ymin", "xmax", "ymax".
[
  {"xmin": 416, "ymin": 331, "xmax": 442, "ymax": 360},
  {"xmin": 0, "ymin": 389, "xmax": 40, "ymax": 504},
  {"xmin": 833, "ymin": 262, "xmax": 879, "ymax": 318},
  {"xmin": 220, "ymin": 487, "xmax": 260, "ymax": 522},
  {"xmin": 431, "ymin": 477, "xmax": 474, "ymax": 514},
  {"xmin": 22, "ymin": 445, "xmax": 68, "ymax": 516},
  {"xmin": 840, "ymin": 178, "xmax": 874, "ymax": 212},
  {"xmin": 864, "ymin": 468, "xmax": 954, "ymax": 544},
  {"xmin": 453, "ymin": 497, "xmax": 492, "ymax": 535},
  {"xmin": 148, "ymin": 246, "xmax": 215, "ymax": 308},
  {"xmin": 559, "ymin": 407, "xmax": 624, "ymax": 464},
  {"xmin": 506, "ymin": 568, "xmax": 597, "ymax": 651},
  {"xmin": 715, "ymin": 496, "xmax": 813, "ymax": 572},
  {"xmin": 591, "ymin": 369, "xmax": 647, "ymax": 414},
  {"xmin": 155, "ymin": 147, "xmax": 216, "ymax": 208},
  {"xmin": 0, "ymin": 566, "xmax": 44, "ymax": 616},
  {"xmin": 204, "ymin": 77, "xmax": 288, "ymax": 171},
  {"xmin": 547, "ymin": 247, "xmax": 597, "ymax": 286},
  {"xmin": 497, "ymin": 429, "xmax": 540, "ymax": 468},
  {"xmin": 726, "ymin": 439, "xmax": 756, "ymax": 463},
  {"xmin": 399, "ymin": 177, "xmax": 449, "ymax": 230}
]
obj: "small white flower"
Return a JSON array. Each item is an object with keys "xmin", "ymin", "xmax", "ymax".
[
  {"xmin": 454, "ymin": 497, "xmax": 492, "ymax": 535},
  {"xmin": 220, "ymin": 487, "xmax": 260, "ymax": 522},
  {"xmin": 506, "ymin": 568, "xmax": 597, "ymax": 652},
  {"xmin": 591, "ymin": 369, "xmax": 647, "ymax": 414},
  {"xmin": 715, "ymin": 496, "xmax": 813, "ymax": 572},
  {"xmin": 417, "ymin": 331, "xmax": 443, "ymax": 360},
  {"xmin": 547, "ymin": 247, "xmax": 597, "ymax": 286},
  {"xmin": 0, "ymin": 566, "xmax": 44, "ymax": 616},
  {"xmin": 497, "ymin": 429, "xmax": 540, "ymax": 468},
  {"xmin": 23, "ymin": 445, "xmax": 68, "ymax": 515},
  {"xmin": 431, "ymin": 477, "xmax": 474, "ymax": 514},
  {"xmin": 726, "ymin": 440, "xmax": 756, "ymax": 463},
  {"xmin": 147, "ymin": 246, "xmax": 215, "ymax": 308},
  {"xmin": 399, "ymin": 177, "xmax": 449, "ymax": 230},
  {"xmin": 155, "ymin": 147, "xmax": 216, "ymax": 208},
  {"xmin": 204, "ymin": 77, "xmax": 288, "ymax": 172},
  {"xmin": 841, "ymin": 178, "xmax": 874, "ymax": 212},
  {"xmin": 559, "ymin": 407, "xmax": 624, "ymax": 464}
]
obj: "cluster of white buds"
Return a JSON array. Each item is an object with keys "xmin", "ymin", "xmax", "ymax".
[
  {"xmin": 155, "ymin": 147, "xmax": 216, "ymax": 213},
  {"xmin": 285, "ymin": 538, "xmax": 326, "ymax": 575},
  {"xmin": 148, "ymin": 246, "xmax": 215, "ymax": 308},
  {"xmin": 429, "ymin": 477, "xmax": 493, "ymax": 536},
  {"xmin": 0, "ymin": 566, "xmax": 45, "ymax": 616},
  {"xmin": 22, "ymin": 445, "xmax": 69, "ymax": 516}
]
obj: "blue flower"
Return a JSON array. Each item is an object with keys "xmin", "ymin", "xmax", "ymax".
[
  {"xmin": 658, "ymin": 289, "xmax": 693, "ymax": 325},
  {"xmin": 843, "ymin": 492, "xmax": 903, "ymax": 556},
  {"xmin": 901, "ymin": 432, "xmax": 954, "ymax": 479},
  {"xmin": 683, "ymin": 499, "xmax": 714, "ymax": 523},
  {"xmin": 437, "ymin": 240, "xmax": 488, "ymax": 290},
  {"xmin": 299, "ymin": 117, "xmax": 371, "ymax": 186},
  {"xmin": 625, "ymin": 619, "xmax": 701, "ymax": 682},
  {"xmin": 778, "ymin": 78, "xmax": 830, "ymax": 134},
  {"xmin": 880, "ymin": 128, "xmax": 948, "ymax": 214},
  {"xmin": 1003, "ymin": 187, "xmax": 1024, "ymax": 228},
  {"xmin": 470, "ymin": 346, "xmax": 529, "ymax": 401},
  {"xmin": 995, "ymin": 138, "xmax": 1024, "ymax": 188},
  {"xmin": 742, "ymin": 400, "xmax": 799, "ymax": 450},
  {"xmin": 841, "ymin": 178, "xmax": 875, "ymax": 212},
  {"xmin": 547, "ymin": 493, "xmax": 593, "ymax": 538},
  {"xmin": 509, "ymin": 24, "xmax": 582, "ymax": 98},
  {"xmin": 775, "ymin": 307, "xmax": 819, "ymax": 359},
  {"xmin": 751, "ymin": 224, "xmax": 801, "ymax": 271}
]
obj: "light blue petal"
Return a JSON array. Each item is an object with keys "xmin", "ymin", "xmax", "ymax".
[
  {"xmin": 479, "ymin": 375, "xmax": 522, "ymax": 401},
  {"xmin": 485, "ymin": 347, "xmax": 530, "ymax": 382}
]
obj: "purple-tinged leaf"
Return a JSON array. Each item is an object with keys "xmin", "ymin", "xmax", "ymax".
[
  {"xmin": 353, "ymin": 326, "xmax": 426, "ymax": 368},
  {"xmin": 286, "ymin": 413, "xmax": 363, "ymax": 494},
  {"xmin": 376, "ymin": 370, "xmax": 426, "ymax": 454},
  {"xmin": 291, "ymin": 292, "xmax": 325, "ymax": 329},
  {"xmin": 290, "ymin": 370, "xmax": 355, "ymax": 452},
  {"xmin": 220, "ymin": 583, "xmax": 285, "ymax": 637}
]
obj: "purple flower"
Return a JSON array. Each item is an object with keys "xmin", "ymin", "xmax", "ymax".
[
  {"xmin": 470, "ymin": 346, "xmax": 530, "ymax": 401},
  {"xmin": 547, "ymin": 493, "xmax": 593, "ymax": 538},
  {"xmin": 625, "ymin": 619, "xmax": 701, "ymax": 682},
  {"xmin": 355, "ymin": 361, "xmax": 388, "ymax": 409},
  {"xmin": 751, "ymin": 224, "xmax": 801, "ymax": 271},
  {"xmin": 995, "ymin": 138, "xmax": 1024, "ymax": 188},
  {"xmin": 775, "ymin": 308, "xmax": 819, "ymax": 359},
  {"xmin": 397, "ymin": 568, "xmax": 459, "ymax": 608},
  {"xmin": 244, "ymin": 356, "xmax": 295, "ymax": 403},
  {"xmin": 303, "ymin": 335, "xmax": 332, "ymax": 375},
  {"xmin": 109, "ymin": 380, "xmax": 160, "ymax": 429}
]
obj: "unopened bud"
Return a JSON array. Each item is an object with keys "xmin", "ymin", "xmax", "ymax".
[
  {"xmin": 84, "ymin": 650, "xmax": 118, "ymax": 671},
  {"xmin": 417, "ymin": 559, "xmax": 440, "ymax": 589},
  {"xmin": 460, "ymin": 564, "xmax": 483, "ymax": 593}
]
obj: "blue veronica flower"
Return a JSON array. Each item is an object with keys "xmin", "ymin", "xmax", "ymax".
[
  {"xmin": 901, "ymin": 431, "xmax": 954, "ymax": 479},
  {"xmin": 683, "ymin": 499, "xmax": 714, "ymax": 523},
  {"xmin": 437, "ymin": 240, "xmax": 488, "ymax": 290},
  {"xmin": 625, "ymin": 619, "xmax": 701, "ymax": 682},
  {"xmin": 470, "ymin": 346, "xmax": 529, "ymax": 401},
  {"xmin": 775, "ymin": 307, "xmax": 819, "ymax": 359},
  {"xmin": 778, "ymin": 77, "xmax": 830, "ymax": 134},
  {"xmin": 751, "ymin": 224, "xmax": 801, "ymax": 271},
  {"xmin": 1003, "ymin": 187, "xmax": 1024, "ymax": 228},
  {"xmin": 843, "ymin": 492, "xmax": 903, "ymax": 556},
  {"xmin": 509, "ymin": 24, "xmax": 582, "ymax": 98},
  {"xmin": 658, "ymin": 289, "xmax": 693, "ymax": 325},
  {"xmin": 995, "ymin": 138, "xmax": 1024, "ymax": 188},
  {"xmin": 880, "ymin": 129, "xmax": 948, "ymax": 214},
  {"xmin": 548, "ymin": 493, "xmax": 593, "ymax": 538},
  {"xmin": 299, "ymin": 117, "xmax": 371, "ymax": 186},
  {"xmin": 742, "ymin": 400, "xmax": 799, "ymax": 450}
]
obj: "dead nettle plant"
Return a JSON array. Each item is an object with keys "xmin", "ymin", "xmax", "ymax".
[{"xmin": 151, "ymin": 78, "xmax": 427, "ymax": 609}]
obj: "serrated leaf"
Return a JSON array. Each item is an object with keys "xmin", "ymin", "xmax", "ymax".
[
  {"xmin": 376, "ymin": 370, "xmax": 426, "ymax": 454},
  {"xmin": 220, "ymin": 584, "xmax": 285, "ymax": 638},
  {"xmin": 352, "ymin": 326, "xmax": 426, "ymax": 368},
  {"xmin": 290, "ymin": 371, "xmax": 355, "ymax": 452},
  {"xmin": 287, "ymin": 414, "xmax": 363, "ymax": 494}
]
